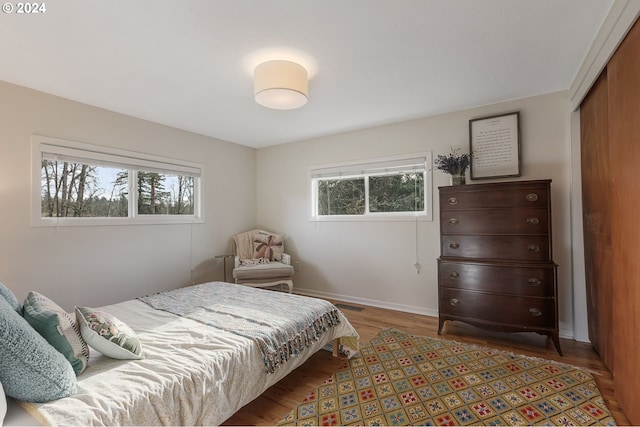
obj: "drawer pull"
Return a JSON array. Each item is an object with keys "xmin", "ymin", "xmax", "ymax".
[
  {"xmin": 527, "ymin": 244, "xmax": 540, "ymax": 253},
  {"xmin": 449, "ymin": 271, "xmax": 460, "ymax": 279},
  {"xmin": 449, "ymin": 242, "xmax": 460, "ymax": 249},
  {"xmin": 447, "ymin": 197, "xmax": 458, "ymax": 205},
  {"xmin": 528, "ymin": 278, "xmax": 542, "ymax": 286},
  {"xmin": 450, "ymin": 298, "xmax": 460, "ymax": 307},
  {"xmin": 448, "ymin": 218, "xmax": 459, "ymax": 225},
  {"xmin": 529, "ymin": 308, "xmax": 542, "ymax": 317},
  {"xmin": 526, "ymin": 217, "xmax": 539, "ymax": 225},
  {"xmin": 526, "ymin": 193, "xmax": 539, "ymax": 202}
]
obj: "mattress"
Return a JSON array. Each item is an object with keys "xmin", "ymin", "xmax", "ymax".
[{"xmin": 12, "ymin": 283, "xmax": 359, "ymax": 426}]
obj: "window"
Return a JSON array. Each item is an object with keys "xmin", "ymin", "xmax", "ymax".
[
  {"xmin": 32, "ymin": 135, "xmax": 204, "ymax": 226},
  {"xmin": 310, "ymin": 153, "xmax": 432, "ymax": 220}
]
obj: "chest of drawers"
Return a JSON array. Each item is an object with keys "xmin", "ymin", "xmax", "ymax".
[{"xmin": 437, "ymin": 180, "xmax": 561, "ymax": 355}]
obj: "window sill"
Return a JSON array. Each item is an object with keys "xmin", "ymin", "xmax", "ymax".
[
  {"xmin": 308, "ymin": 214, "xmax": 432, "ymax": 222},
  {"xmin": 32, "ymin": 216, "xmax": 205, "ymax": 227}
]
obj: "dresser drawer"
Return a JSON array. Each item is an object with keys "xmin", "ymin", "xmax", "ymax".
[
  {"xmin": 439, "ymin": 288, "xmax": 555, "ymax": 328},
  {"xmin": 440, "ymin": 186, "xmax": 549, "ymax": 210},
  {"xmin": 440, "ymin": 208, "xmax": 549, "ymax": 235},
  {"xmin": 441, "ymin": 235, "xmax": 550, "ymax": 261},
  {"xmin": 438, "ymin": 260, "xmax": 555, "ymax": 297}
]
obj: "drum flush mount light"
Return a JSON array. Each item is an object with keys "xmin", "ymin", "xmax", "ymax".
[{"xmin": 254, "ymin": 60, "xmax": 309, "ymax": 110}]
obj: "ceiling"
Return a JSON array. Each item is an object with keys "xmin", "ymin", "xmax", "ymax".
[{"xmin": 0, "ymin": 0, "xmax": 612, "ymax": 148}]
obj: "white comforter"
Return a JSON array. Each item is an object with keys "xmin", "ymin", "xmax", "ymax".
[{"xmin": 19, "ymin": 285, "xmax": 359, "ymax": 426}]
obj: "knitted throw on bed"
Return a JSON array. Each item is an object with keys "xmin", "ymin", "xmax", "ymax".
[{"xmin": 138, "ymin": 282, "xmax": 342, "ymax": 374}]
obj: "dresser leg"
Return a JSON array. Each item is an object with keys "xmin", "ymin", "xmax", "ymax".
[
  {"xmin": 551, "ymin": 333, "xmax": 563, "ymax": 356},
  {"xmin": 437, "ymin": 318, "xmax": 445, "ymax": 335}
]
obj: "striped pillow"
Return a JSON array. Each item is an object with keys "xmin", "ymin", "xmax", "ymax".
[{"xmin": 23, "ymin": 291, "xmax": 90, "ymax": 375}]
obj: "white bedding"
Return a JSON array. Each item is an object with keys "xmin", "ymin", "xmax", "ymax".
[{"xmin": 15, "ymin": 285, "xmax": 359, "ymax": 426}]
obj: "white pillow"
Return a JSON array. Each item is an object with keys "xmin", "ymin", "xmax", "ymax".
[
  {"xmin": 75, "ymin": 307, "xmax": 143, "ymax": 360},
  {"xmin": 1, "ymin": 381, "xmax": 7, "ymax": 426}
]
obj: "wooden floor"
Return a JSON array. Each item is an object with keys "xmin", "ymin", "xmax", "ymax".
[{"xmin": 223, "ymin": 300, "xmax": 630, "ymax": 426}]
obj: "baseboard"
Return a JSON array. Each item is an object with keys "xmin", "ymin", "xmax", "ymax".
[
  {"xmin": 295, "ymin": 287, "xmax": 574, "ymax": 340},
  {"xmin": 560, "ymin": 328, "xmax": 575, "ymax": 341}
]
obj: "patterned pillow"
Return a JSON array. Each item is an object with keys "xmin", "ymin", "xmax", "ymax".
[
  {"xmin": 0, "ymin": 297, "xmax": 76, "ymax": 402},
  {"xmin": 23, "ymin": 291, "xmax": 90, "ymax": 375},
  {"xmin": 75, "ymin": 307, "xmax": 143, "ymax": 360},
  {"xmin": 0, "ymin": 281, "xmax": 21, "ymax": 314},
  {"xmin": 253, "ymin": 233, "xmax": 284, "ymax": 261}
]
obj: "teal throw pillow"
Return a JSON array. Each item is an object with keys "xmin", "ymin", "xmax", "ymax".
[
  {"xmin": 0, "ymin": 281, "xmax": 21, "ymax": 314},
  {"xmin": 75, "ymin": 307, "xmax": 143, "ymax": 360},
  {"xmin": 23, "ymin": 291, "xmax": 90, "ymax": 375},
  {"xmin": 0, "ymin": 297, "xmax": 76, "ymax": 402}
]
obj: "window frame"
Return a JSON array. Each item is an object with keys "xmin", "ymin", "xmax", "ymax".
[
  {"xmin": 309, "ymin": 152, "xmax": 433, "ymax": 222},
  {"xmin": 31, "ymin": 135, "xmax": 205, "ymax": 226}
]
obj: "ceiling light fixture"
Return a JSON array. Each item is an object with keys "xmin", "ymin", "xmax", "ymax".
[{"xmin": 254, "ymin": 60, "xmax": 308, "ymax": 110}]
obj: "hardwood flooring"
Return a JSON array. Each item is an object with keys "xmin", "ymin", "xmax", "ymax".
[{"xmin": 223, "ymin": 301, "xmax": 629, "ymax": 426}]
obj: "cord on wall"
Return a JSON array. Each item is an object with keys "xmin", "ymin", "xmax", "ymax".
[
  {"xmin": 414, "ymin": 215, "xmax": 421, "ymax": 274},
  {"xmin": 413, "ymin": 173, "xmax": 421, "ymax": 274},
  {"xmin": 189, "ymin": 221, "xmax": 195, "ymax": 286}
]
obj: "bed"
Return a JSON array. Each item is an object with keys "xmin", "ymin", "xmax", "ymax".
[{"xmin": 4, "ymin": 281, "xmax": 359, "ymax": 426}]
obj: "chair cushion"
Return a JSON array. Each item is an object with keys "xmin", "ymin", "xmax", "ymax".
[{"xmin": 233, "ymin": 262, "xmax": 294, "ymax": 281}]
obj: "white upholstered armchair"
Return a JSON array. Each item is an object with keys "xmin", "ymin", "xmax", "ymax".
[{"xmin": 231, "ymin": 229, "xmax": 294, "ymax": 293}]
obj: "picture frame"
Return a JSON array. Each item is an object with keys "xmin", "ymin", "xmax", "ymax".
[{"xmin": 469, "ymin": 111, "xmax": 521, "ymax": 180}]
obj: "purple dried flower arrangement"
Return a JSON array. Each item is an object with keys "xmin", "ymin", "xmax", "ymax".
[{"xmin": 434, "ymin": 147, "xmax": 471, "ymax": 176}]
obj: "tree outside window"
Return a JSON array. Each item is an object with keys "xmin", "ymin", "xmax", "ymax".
[{"xmin": 41, "ymin": 162, "xmax": 195, "ymax": 218}]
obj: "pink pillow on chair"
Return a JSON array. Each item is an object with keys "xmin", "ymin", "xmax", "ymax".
[{"xmin": 252, "ymin": 233, "xmax": 283, "ymax": 261}]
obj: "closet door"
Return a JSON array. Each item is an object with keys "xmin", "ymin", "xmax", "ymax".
[
  {"xmin": 580, "ymin": 71, "xmax": 613, "ymax": 370},
  {"xmin": 607, "ymin": 20, "xmax": 640, "ymax": 425}
]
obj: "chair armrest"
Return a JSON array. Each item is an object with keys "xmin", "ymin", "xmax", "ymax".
[
  {"xmin": 234, "ymin": 256, "xmax": 241, "ymax": 268},
  {"xmin": 281, "ymin": 253, "xmax": 291, "ymax": 265}
]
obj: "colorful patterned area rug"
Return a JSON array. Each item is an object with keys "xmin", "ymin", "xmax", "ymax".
[{"xmin": 278, "ymin": 329, "xmax": 616, "ymax": 426}]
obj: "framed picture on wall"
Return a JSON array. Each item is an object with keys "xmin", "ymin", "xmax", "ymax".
[{"xmin": 469, "ymin": 111, "xmax": 521, "ymax": 180}]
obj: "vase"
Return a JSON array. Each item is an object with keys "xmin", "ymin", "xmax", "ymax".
[{"xmin": 450, "ymin": 174, "xmax": 466, "ymax": 186}]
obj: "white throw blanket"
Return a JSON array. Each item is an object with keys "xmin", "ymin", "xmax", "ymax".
[
  {"xmin": 138, "ymin": 282, "xmax": 349, "ymax": 373},
  {"xmin": 232, "ymin": 230, "xmax": 256, "ymax": 260}
]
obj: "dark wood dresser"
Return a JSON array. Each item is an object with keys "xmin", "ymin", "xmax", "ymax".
[{"xmin": 437, "ymin": 179, "xmax": 561, "ymax": 355}]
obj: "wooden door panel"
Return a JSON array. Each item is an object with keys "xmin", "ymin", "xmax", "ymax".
[
  {"xmin": 607, "ymin": 18, "xmax": 640, "ymax": 425},
  {"xmin": 580, "ymin": 70, "xmax": 613, "ymax": 369}
]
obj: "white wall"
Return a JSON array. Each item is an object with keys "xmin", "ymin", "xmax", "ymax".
[
  {"xmin": 0, "ymin": 81, "xmax": 582, "ymax": 339},
  {"xmin": 0, "ymin": 81, "xmax": 256, "ymax": 310},
  {"xmin": 570, "ymin": 110, "xmax": 589, "ymax": 342},
  {"xmin": 257, "ymin": 91, "xmax": 576, "ymax": 338}
]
